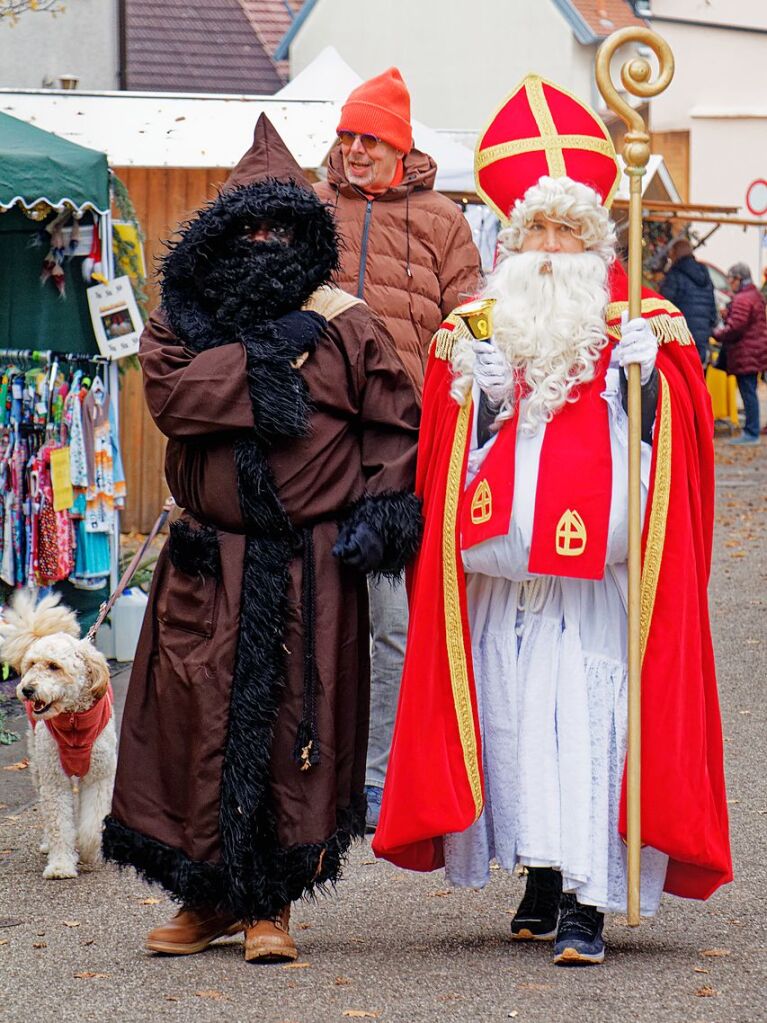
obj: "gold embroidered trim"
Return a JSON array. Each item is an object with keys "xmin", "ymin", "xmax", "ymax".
[
  {"xmin": 526, "ymin": 77, "xmax": 567, "ymax": 179},
  {"xmin": 431, "ymin": 314, "xmax": 473, "ymax": 362},
  {"xmin": 640, "ymin": 371, "xmax": 671, "ymax": 662},
  {"xmin": 605, "ymin": 300, "xmax": 694, "ymax": 347},
  {"xmin": 442, "ymin": 398, "xmax": 483, "ymax": 821},
  {"xmin": 473, "ymin": 74, "xmax": 622, "ymax": 220},
  {"xmin": 475, "ymin": 133, "xmax": 617, "ymax": 172}
]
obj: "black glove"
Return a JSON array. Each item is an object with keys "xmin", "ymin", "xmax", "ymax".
[
  {"xmin": 274, "ymin": 310, "xmax": 327, "ymax": 350},
  {"xmin": 332, "ymin": 522, "xmax": 385, "ymax": 573}
]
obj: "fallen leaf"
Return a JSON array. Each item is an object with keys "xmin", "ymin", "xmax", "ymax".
[
  {"xmin": 335, "ymin": 977, "xmax": 351, "ymax": 986},
  {"xmin": 508, "ymin": 1014, "xmax": 519, "ymax": 1020},
  {"xmin": 516, "ymin": 982, "xmax": 552, "ymax": 991},
  {"xmin": 0, "ymin": 939, "xmax": 9, "ymax": 946},
  {"xmin": 63, "ymin": 920, "xmax": 81, "ymax": 928},
  {"xmin": 0, "ymin": 919, "xmax": 23, "ymax": 928},
  {"xmin": 695, "ymin": 985, "xmax": 718, "ymax": 997},
  {"xmin": 195, "ymin": 990, "xmax": 226, "ymax": 1000},
  {"xmin": 693, "ymin": 966, "xmax": 709, "ymax": 974},
  {"xmin": 32, "ymin": 942, "xmax": 47, "ymax": 949},
  {"xmin": 428, "ymin": 889, "xmax": 451, "ymax": 898},
  {"xmin": 0, "ymin": 850, "xmax": 14, "ymax": 856},
  {"xmin": 139, "ymin": 897, "xmax": 161, "ymax": 905},
  {"xmin": 700, "ymin": 948, "xmax": 730, "ymax": 957},
  {"xmin": 164, "ymin": 995, "xmax": 180, "ymax": 1002},
  {"xmin": 74, "ymin": 971, "xmax": 109, "ymax": 979},
  {"xmin": 2, "ymin": 759, "xmax": 29, "ymax": 771},
  {"xmin": 296, "ymin": 921, "xmax": 311, "ymax": 930},
  {"xmin": 361, "ymin": 860, "xmax": 376, "ymax": 865},
  {"xmin": 342, "ymin": 1013, "xmax": 379, "ymax": 1019},
  {"xmin": 282, "ymin": 962, "xmax": 311, "ymax": 970}
]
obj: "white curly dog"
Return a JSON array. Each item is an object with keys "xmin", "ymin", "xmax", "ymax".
[{"xmin": 0, "ymin": 591, "xmax": 116, "ymax": 879}]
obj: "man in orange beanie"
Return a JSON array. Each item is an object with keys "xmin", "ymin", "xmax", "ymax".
[{"xmin": 316, "ymin": 68, "xmax": 481, "ymax": 833}]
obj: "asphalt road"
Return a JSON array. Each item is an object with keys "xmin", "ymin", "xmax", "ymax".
[{"xmin": 0, "ymin": 437, "xmax": 765, "ymax": 1023}]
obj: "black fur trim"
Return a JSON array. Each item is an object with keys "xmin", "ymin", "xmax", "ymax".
[
  {"xmin": 337, "ymin": 490, "xmax": 423, "ymax": 580},
  {"xmin": 104, "ymin": 178, "xmax": 364, "ymax": 921},
  {"xmin": 160, "ymin": 178, "xmax": 339, "ymax": 351},
  {"xmin": 167, "ymin": 520, "xmax": 221, "ymax": 579},
  {"xmin": 102, "ymin": 795, "xmax": 365, "ymax": 919}
]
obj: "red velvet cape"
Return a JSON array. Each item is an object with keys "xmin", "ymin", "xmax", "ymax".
[{"xmin": 372, "ymin": 265, "xmax": 733, "ymax": 900}]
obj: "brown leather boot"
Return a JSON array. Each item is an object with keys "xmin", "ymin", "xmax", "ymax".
[
  {"xmin": 244, "ymin": 905, "xmax": 298, "ymax": 963},
  {"xmin": 146, "ymin": 906, "xmax": 242, "ymax": 955}
]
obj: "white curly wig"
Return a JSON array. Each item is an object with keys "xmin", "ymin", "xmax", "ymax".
[{"xmin": 502, "ymin": 175, "xmax": 616, "ymax": 264}]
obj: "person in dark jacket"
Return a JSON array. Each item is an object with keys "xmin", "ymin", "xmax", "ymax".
[
  {"xmin": 714, "ymin": 262, "xmax": 767, "ymax": 444},
  {"xmin": 659, "ymin": 239, "xmax": 718, "ymax": 364}
]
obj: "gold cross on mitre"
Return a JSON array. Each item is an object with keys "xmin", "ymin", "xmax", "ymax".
[{"xmin": 474, "ymin": 75, "xmax": 622, "ymax": 225}]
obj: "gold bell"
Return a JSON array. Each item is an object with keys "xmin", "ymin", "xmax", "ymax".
[{"xmin": 455, "ymin": 298, "xmax": 497, "ymax": 341}]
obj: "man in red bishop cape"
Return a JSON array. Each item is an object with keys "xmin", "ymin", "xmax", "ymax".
[{"xmin": 372, "ymin": 75, "xmax": 732, "ymax": 967}]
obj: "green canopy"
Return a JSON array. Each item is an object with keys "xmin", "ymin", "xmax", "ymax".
[{"xmin": 0, "ymin": 110, "xmax": 109, "ymax": 215}]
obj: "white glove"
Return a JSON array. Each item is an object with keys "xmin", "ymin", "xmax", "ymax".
[
  {"xmin": 471, "ymin": 339, "xmax": 511, "ymax": 405},
  {"xmin": 617, "ymin": 311, "xmax": 657, "ymax": 386}
]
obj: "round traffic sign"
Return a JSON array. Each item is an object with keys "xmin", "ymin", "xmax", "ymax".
[{"xmin": 746, "ymin": 179, "xmax": 767, "ymax": 217}]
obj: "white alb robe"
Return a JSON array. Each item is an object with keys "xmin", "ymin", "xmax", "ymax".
[{"xmin": 444, "ymin": 368, "xmax": 669, "ymax": 915}]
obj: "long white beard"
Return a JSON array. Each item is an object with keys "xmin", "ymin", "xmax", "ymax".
[{"xmin": 452, "ymin": 251, "xmax": 610, "ymax": 433}]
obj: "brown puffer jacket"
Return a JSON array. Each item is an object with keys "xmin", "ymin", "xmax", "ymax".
[{"xmin": 315, "ymin": 145, "xmax": 482, "ymax": 389}]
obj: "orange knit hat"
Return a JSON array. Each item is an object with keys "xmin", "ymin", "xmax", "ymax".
[{"xmin": 337, "ymin": 67, "xmax": 413, "ymax": 153}]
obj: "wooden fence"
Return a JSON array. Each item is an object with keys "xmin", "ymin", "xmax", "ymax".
[{"xmin": 115, "ymin": 166, "xmax": 230, "ymax": 532}]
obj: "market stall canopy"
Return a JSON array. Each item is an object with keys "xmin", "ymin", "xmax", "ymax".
[
  {"xmin": 613, "ymin": 154, "xmax": 682, "ymax": 205},
  {"xmin": 0, "ymin": 110, "xmax": 109, "ymax": 215},
  {"xmin": 277, "ymin": 46, "xmax": 475, "ymax": 193},
  {"xmin": 0, "ymin": 89, "xmax": 337, "ymax": 171}
]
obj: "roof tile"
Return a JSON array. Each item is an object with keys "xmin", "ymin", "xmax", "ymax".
[
  {"xmin": 124, "ymin": 0, "xmax": 285, "ymax": 94},
  {"xmin": 568, "ymin": 0, "xmax": 647, "ymax": 38}
]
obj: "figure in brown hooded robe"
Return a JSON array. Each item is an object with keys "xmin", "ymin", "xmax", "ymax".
[{"xmin": 103, "ymin": 117, "xmax": 421, "ymax": 963}]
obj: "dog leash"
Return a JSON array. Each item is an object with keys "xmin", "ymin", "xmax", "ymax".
[{"xmin": 86, "ymin": 497, "xmax": 176, "ymax": 643}]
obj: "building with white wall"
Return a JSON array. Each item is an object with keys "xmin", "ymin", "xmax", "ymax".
[
  {"xmin": 646, "ymin": 0, "xmax": 767, "ymax": 278},
  {"xmin": 289, "ymin": 0, "xmax": 646, "ymax": 131},
  {"xmin": 0, "ymin": 0, "xmax": 120, "ymax": 91}
]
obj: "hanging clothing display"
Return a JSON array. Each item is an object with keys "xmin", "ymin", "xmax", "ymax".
[{"xmin": 0, "ymin": 352, "xmax": 125, "ymax": 592}]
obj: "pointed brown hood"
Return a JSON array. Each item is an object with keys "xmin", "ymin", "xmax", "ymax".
[
  {"xmin": 160, "ymin": 114, "xmax": 339, "ymax": 342},
  {"xmin": 225, "ymin": 113, "xmax": 310, "ymax": 191}
]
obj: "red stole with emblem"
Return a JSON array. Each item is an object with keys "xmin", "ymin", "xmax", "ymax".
[{"xmin": 461, "ymin": 345, "xmax": 613, "ymax": 579}]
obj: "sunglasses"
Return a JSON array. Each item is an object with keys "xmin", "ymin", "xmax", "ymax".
[{"xmin": 337, "ymin": 131, "xmax": 384, "ymax": 152}]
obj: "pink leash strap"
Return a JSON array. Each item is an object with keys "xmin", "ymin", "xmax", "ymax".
[{"xmin": 86, "ymin": 497, "xmax": 175, "ymax": 643}]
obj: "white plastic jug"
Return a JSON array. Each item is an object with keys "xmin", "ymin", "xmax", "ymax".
[{"xmin": 111, "ymin": 588, "xmax": 149, "ymax": 662}]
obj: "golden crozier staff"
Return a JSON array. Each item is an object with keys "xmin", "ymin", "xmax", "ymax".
[{"xmin": 595, "ymin": 27, "xmax": 675, "ymax": 927}]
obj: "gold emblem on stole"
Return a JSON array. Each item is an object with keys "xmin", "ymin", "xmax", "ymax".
[
  {"xmin": 555, "ymin": 509, "xmax": 587, "ymax": 557},
  {"xmin": 470, "ymin": 480, "xmax": 493, "ymax": 524}
]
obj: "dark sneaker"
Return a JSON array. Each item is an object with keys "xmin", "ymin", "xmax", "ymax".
[
  {"xmin": 364, "ymin": 785, "xmax": 383, "ymax": 833},
  {"xmin": 553, "ymin": 894, "xmax": 605, "ymax": 965},
  {"xmin": 510, "ymin": 867, "xmax": 563, "ymax": 941}
]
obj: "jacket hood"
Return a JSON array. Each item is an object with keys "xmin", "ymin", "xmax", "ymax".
[
  {"xmin": 674, "ymin": 255, "xmax": 712, "ymax": 288},
  {"xmin": 160, "ymin": 115, "xmax": 339, "ymax": 347},
  {"xmin": 325, "ymin": 143, "xmax": 437, "ymax": 200}
]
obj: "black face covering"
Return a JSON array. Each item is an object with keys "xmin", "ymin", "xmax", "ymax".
[
  {"xmin": 198, "ymin": 235, "xmax": 322, "ymax": 330},
  {"xmin": 161, "ymin": 178, "xmax": 339, "ymax": 351}
]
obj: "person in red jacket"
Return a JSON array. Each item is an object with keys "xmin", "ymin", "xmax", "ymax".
[{"xmin": 714, "ymin": 262, "xmax": 767, "ymax": 444}]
